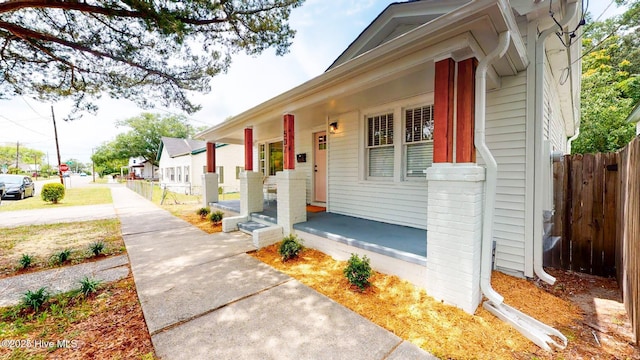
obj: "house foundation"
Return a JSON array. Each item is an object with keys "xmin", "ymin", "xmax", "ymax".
[{"xmin": 425, "ymin": 164, "xmax": 485, "ymax": 314}]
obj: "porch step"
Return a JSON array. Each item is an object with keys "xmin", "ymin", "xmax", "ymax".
[{"xmin": 237, "ymin": 221, "xmax": 269, "ymax": 235}]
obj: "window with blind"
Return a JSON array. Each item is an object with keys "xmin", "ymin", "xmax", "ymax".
[
  {"xmin": 404, "ymin": 105, "xmax": 434, "ymax": 179},
  {"xmin": 366, "ymin": 112, "xmax": 394, "ymax": 179},
  {"xmin": 184, "ymin": 166, "xmax": 190, "ymax": 183}
]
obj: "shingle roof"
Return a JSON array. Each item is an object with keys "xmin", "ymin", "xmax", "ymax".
[{"xmin": 161, "ymin": 137, "xmax": 207, "ymax": 158}]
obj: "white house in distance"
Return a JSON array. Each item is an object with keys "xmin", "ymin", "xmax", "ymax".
[
  {"xmin": 197, "ymin": 0, "xmax": 582, "ymax": 350},
  {"xmin": 127, "ymin": 157, "xmax": 157, "ymax": 180},
  {"xmin": 157, "ymin": 137, "xmax": 243, "ymax": 195}
]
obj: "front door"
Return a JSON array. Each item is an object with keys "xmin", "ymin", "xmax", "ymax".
[{"xmin": 314, "ymin": 131, "xmax": 327, "ymax": 202}]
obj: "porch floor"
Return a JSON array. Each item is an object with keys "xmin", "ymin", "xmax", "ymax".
[{"xmin": 214, "ymin": 200, "xmax": 427, "ymax": 265}]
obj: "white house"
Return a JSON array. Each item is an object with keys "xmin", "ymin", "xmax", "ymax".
[
  {"xmin": 128, "ymin": 157, "xmax": 157, "ymax": 180},
  {"xmin": 197, "ymin": 0, "xmax": 582, "ymax": 350},
  {"xmin": 157, "ymin": 137, "xmax": 244, "ymax": 195}
]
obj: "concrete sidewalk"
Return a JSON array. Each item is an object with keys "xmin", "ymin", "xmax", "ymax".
[
  {"xmin": 0, "ymin": 255, "xmax": 129, "ymax": 307},
  {"xmin": 111, "ymin": 186, "xmax": 437, "ymax": 360}
]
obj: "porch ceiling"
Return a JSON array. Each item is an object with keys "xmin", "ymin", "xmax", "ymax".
[{"xmin": 197, "ymin": 0, "xmax": 528, "ymax": 144}]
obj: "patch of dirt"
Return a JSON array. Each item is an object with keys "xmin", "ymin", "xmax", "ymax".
[
  {"xmin": 250, "ymin": 243, "xmax": 639, "ymax": 360},
  {"xmin": 0, "ymin": 274, "xmax": 155, "ymax": 359},
  {"xmin": 0, "ymin": 219, "xmax": 126, "ymax": 278}
]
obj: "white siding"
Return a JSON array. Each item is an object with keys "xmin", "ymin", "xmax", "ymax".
[
  {"xmin": 483, "ymin": 72, "xmax": 528, "ymax": 274},
  {"xmin": 544, "ymin": 65, "xmax": 569, "ymax": 152},
  {"xmin": 328, "ymin": 111, "xmax": 429, "ymax": 229}
]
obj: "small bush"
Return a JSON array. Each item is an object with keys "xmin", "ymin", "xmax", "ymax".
[
  {"xmin": 41, "ymin": 183, "xmax": 65, "ymax": 204},
  {"xmin": 89, "ymin": 241, "xmax": 105, "ymax": 256},
  {"xmin": 53, "ymin": 249, "xmax": 72, "ymax": 264},
  {"xmin": 79, "ymin": 277, "xmax": 102, "ymax": 297},
  {"xmin": 197, "ymin": 207, "xmax": 211, "ymax": 219},
  {"xmin": 19, "ymin": 254, "xmax": 33, "ymax": 269},
  {"xmin": 343, "ymin": 253, "xmax": 373, "ymax": 291},
  {"xmin": 278, "ymin": 234, "xmax": 304, "ymax": 261},
  {"xmin": 22, "ymin": 287, "xmax": 49, "ymax": 311},
  {"xmin": 209, "ymin": 210, "xmax": 224, "ymax": 225}
]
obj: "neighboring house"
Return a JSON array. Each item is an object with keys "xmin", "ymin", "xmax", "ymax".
[
  {"xmin": 128, "ymin": 157, "xmax": 157, "ymax": 180},
  {"xmin": 628, "ymin": 101, "xmax": 640, "ymax": 136},
  {"xmin": 157, "ymin": 137, "xmax": 243, "ymax": 195},
  {"xmin": 197, "ymin": 0, "xmax": 582, "ymax": 324}
]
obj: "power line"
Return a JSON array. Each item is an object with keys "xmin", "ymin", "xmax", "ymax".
[
  {"xmin": 569, "ymin": 4, "xmax": 640, "ymax": 67},
  {"xmin": 20, "ymin": 96, "xmax": 48, "ymax": 120},
  {"xmin": 0, "ymin": 115, "xmax": 51, "ymax": 138}
]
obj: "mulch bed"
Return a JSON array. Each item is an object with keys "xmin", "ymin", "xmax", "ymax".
[{"xmin": 250, "ymin": 243, "xmax": 639, "ymax": 360}]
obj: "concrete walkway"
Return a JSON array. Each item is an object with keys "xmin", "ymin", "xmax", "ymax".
[
  {"xmin": 111, "ymin": 186, "xmax": 437, "ymax": 360},
  {"xmin": 0, "ymin": 255, "xmax": 129, "ymax": 307}
]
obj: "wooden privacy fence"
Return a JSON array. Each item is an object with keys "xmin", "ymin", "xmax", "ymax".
[
  {"xmin": 546, "ymin": 136, "xmax": 640, "ymax": 344},
  {"xmin": 547, "ymin": 152, "xmax": 618, "ymax": 277},
  {"xmin": 616, "ymin": 136, "xmax": 640, "ymax": 344}
]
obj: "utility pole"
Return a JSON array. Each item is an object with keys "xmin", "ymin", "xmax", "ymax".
[
  {"xmin": 92, "ymin": 148, "xmax": 96, "ymax": 183},
  {"xmin": 51, "ymin": 106, "xmax": 64, "ymax": 185}
]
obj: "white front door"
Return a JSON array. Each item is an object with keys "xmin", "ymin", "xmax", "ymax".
[{"xmin": 314, "ymin": 131, "xmax": 327, "ymax": 202}]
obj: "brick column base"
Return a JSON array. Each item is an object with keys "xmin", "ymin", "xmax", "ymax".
[
  {"xmin": 240, "ymin": 171, "xmax": 264, "ymax": 216},
  {"xmin": 276, "ymin": 170, "xmax": 307, "ymax": 235},
  {"xmin": 426, "ymin": 164, "xmax": 485, "ymax": 314},
  {"xmin": 202, "ymin": 173, "xmax": 219, "ymax": 207}
]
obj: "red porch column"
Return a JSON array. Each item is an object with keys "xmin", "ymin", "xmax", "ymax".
[
  {"xmin": 283, "ymin": 114, "xmax": 295, "ymax": 170},
  {"xmin": 456, "ymin": 58, "xmax": 478, "ymax": 163},
  {"xmin": 244, "ymin": 127, "xmax": 253, "ymax": 171},
  {"xmin": 206, "ymin": 142, "xmax": 216, "ymax": 173},
  {"xmin": 433, "ymin": 58, "xmax": 455, "ymax": 163}
]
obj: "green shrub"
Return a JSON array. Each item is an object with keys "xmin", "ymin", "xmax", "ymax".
[
  {"xmin": 89, "ymin": 241, "xmax": 105, "ymax": 256},
  {"xmin": 343, "ymin": 253, "xmax": 373, "ymax": 291},
  {"xmin": 197, "ymin": 207, "xmax": 211, "ymax": 219},
  {"xmin": 79, "ymin": 277, "xmax": 102, "ymax": 297},
  {"xmin": 218, "ymin": 186, "xmax": 223, "ymax": 195},
  {"xmin": 41, "ymin": 183, "xmax": 65, "ymax": 204},
  {"xmin": 53, "ymin": 249, "xmax": 72, "ymax": 264},
  {"xmin": 278, "ymin": 234, "xmax": 304, "ymax": 262},
  {"xmin": 209, "ymin": 210, "xmax": 224, "ymax": 225},
  {"xmin": 19, "ymin": 254, "xmax": 33, "ymax": 269},
  {"xmin": 22, "ymin": 287, "xmax": 49, "ymax": 311}
]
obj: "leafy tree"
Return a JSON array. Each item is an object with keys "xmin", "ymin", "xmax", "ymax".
[
  {"xmin": 91, "ymin": 112, "xmax": 193, "ymax": 171},
  {"xmin": 572, "ymin": 2, "xmax": 640, "ymax": 154},
  {"xmin": 0, "ymin": 0, "xmax": 304, "ymax": 115},
  {"xmin": 0, "ymin": 145, "xmax": 44, "ymax": 170}
]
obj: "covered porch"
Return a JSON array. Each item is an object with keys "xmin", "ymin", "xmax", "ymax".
[{"xmin": 214, "ymin": 199, "xmax": 427, "ymax": 266}]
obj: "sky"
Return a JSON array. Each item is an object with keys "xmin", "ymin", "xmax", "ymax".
[{"xmin": 0, "ymin": 0, "xmax": 627, "ymax": 164}]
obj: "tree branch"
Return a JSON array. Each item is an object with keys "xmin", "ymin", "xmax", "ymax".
[
  {"xmin": 0, "ymin": 20, "xmax": 181, "ymax": 84},
  {"xmin": 0, "ymin": 0, "xmax": 229, "ymax": 25}
]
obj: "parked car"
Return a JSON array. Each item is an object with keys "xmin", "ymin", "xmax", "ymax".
[
  {"xmin": 0, "ymin": 174, "xmax": 35, "ymax": 200},
  {"xmin": 0, "ymin": 180, "xmax": 4, "ymax": 204}
]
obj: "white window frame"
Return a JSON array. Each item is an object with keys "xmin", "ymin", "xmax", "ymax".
[
  {"xmin": 403, "ymin": 104, "xmax": 434, "ymax": 182},
  {"xmin": 184, "ymin": 166, "xmax": 190, "ymax": 183},
  {"xmin": 259, "ymin": 139, "xmax": 284, "ymax": 177},
  {"xmin": 365, "ymin": 111, "xmax": 395, "ymax": 181}
]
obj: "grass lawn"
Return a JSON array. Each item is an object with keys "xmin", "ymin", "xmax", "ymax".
[
  {"xmin": 0, "ymin": 275, "xmax": 155, "ymax": 359},
  {"xmin": 0, "ymin": 219, "xmax": 125, "ymax": 278},
  {"xmin": 0, "ymin": 187, "xmax": 112, "ymax": 212}
]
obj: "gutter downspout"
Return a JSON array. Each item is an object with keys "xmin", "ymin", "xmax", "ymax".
[
  {"xmin": 477, "ymin": 31, "xmax": 568, "ymax": 352},
  {"xmin": 476, "ymin": 31, "xmax": 511, "ymax": 305},
  {"xmin": 534, "ymin": 0, "xmax": 579, "ymax": 285}
]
